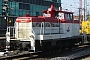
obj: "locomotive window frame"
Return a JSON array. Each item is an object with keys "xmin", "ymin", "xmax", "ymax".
[
  {"xmin": 55, "ymin": 12, "xmax": 64, "ymax": 19},
  {"xmin": 32, "ymin": 22, "xmax": 59, "ymax": 27},
  {"xmin": 45, "ymin": 22, "xmax": 51, "ymax": 27},
  {"xmin": 32, "ymin": 22, "xmax": 41, "ymax": 27},
  {"xmin": 65, "ymin": 13, "xmax": 73, "ymax": 20},
  {"xmin": 51, "ymin": 23, "xmax": 59, "ymax": 27}
]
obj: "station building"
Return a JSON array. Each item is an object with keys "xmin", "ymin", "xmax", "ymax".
[{"xmin": 0, "ymin": 0, "xmax": 61, "ymax": 27}]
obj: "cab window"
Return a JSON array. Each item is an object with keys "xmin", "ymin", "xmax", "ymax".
[{"xmin": 65, "ymin": 13, "xmax": 73, "ymax": 20}]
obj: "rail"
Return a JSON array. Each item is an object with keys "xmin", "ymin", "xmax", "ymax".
[{"xmin": 0, "ymin": 43, "xmax": 90, "ymax": 60}]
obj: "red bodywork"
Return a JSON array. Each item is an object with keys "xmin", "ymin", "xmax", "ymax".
[{"xmin": 16, "ymin": 5, "xmax": 79, "ymax": 24}]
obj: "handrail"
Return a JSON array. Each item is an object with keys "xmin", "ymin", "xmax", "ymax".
[
  {"xmin": 31, "ymin": 28, "xmax": 35, "ymax": 40},
  {"xmin": 7, "ymin": 26, "xmax": 15, "ymax": 37},
  {"xmin": 40, "ymin": 22, "xmax": 44, "ymax": 35},
  {"xmin": 7, "ymin": 26, "xmax": 35, "ymax": 39},
  {"xmin": 40, "ymin": 22, "xmax": 51, "ymax": 35},
  {"xmin": 48, "ymin": 22, "xmax": 51, "ymax": 35}
]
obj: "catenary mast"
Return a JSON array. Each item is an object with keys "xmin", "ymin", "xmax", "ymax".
[{"xmin": 79, "ymin": 0, "xmax": 82, "ymax": 22}]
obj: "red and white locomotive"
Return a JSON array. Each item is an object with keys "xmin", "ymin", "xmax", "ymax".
[{"xmin": 6, "ymin": 5, "xmax": 83, "ymax": 52}]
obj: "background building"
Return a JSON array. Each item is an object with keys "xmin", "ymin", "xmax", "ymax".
[{"xmin": 0, "ymin": 0, "xmax": 61, "ymax": 27}]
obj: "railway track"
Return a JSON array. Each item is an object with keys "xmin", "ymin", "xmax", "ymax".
[
  {"xmin": 0, "ymin": 51, "xmax": 39, "ymax": 60},
  {"xmin": 0, "ymin": 43, "xmax": 90, "ymax": 60}
]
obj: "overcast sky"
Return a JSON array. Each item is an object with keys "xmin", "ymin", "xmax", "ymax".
[{"xmin": 61, "ymin": 0, "xmax": 90, "ymax": 15}]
